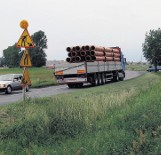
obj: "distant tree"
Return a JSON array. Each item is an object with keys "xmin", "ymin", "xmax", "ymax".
[
  {"xmin": 0, "ymin": 57, "xmax": 5, "ymax": 67},
  {"xmin": 142, "ymin": 28, "xmax": 161, "ymax": 71},
  {"xmin": 3, "ymin": 44, "xmax": 21, "ymax": 67},
  {"xmin": 29, "ymin": 30, "xmax": 47, "ymax": 67},
  {"xmin": 0, "ymin": 57, "xmax": 2, "ymax": 67},
  {"xmin": 2, "ymin": 30, "xmax": 47, "ymax": 68}
]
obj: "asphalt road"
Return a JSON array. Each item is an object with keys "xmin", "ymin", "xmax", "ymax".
[{"xmin": 0, "ymin": 71, "xmax": 145, "ymax": 105}]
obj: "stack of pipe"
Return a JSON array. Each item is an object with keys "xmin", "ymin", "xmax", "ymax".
[{"xmin": 66, "ymin": 45, "xmax": 121, "ymax": 63}]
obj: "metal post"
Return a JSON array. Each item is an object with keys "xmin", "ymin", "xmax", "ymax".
[{"xmin": 23, "ymin": 67, "xmax": 26, "ymax": 101}]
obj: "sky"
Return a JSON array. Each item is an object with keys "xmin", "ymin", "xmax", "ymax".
[{"xmin": 1, "ymin": 0, "xmax": 161, "ymax": 62}]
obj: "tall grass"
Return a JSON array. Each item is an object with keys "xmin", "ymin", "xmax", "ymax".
[{"xmin": 0, "ymin": 73, "xmax": 161, "ymax": 154}]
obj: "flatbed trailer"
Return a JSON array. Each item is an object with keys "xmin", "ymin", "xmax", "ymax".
[{"xmin": 54, "ymin": 52, "xmax": 126, "ymax": 88}]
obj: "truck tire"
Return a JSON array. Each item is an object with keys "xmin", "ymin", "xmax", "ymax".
[
  {"xmin": 119, "ymin": 77, "xmax": 124, "ymax": 81},
  {"xmin": 118, "ymin": 71, "xmax": 125, "ymax": 81},
  {"xmin": 98, "ymin": 74, "xmax": 102, "ymax": 85},
  {"xmin": 67, "ymin": 84, "xmax": 75, "ymax": 88},
  {"xmin": 101, "ymin": 73, "xmax": 106, "ymax": 84},
  {"xmin": 92, "ymin": 74, "xmax": 98, "ymax": 86},
  {"xmin": 112, "ymin": 72, "xmax": 119, "ymax": 82},
  {"xmin": 75, "ymin": 83, "xmax": 83, "ymax": 88}
]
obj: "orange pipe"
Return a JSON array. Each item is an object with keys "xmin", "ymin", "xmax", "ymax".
[
  {"xmin": 85, "ymin": 55, "xmax": 92, "ymax": 61},
  {"xmin": 66, "ymin": 47, "xmax": 73, "ymax": 52},
  {"xmin": 66, "ymin": 57, "xmax": 72, "ymax": 62},
  {"xmin": 90, "ymin": 51, "xmax": 104, "ymax": 56},
  {"xmin": 91, "ymin": 45, "xmax": 105, "ymax": 52},
  {"xmin": 105, "ymin": 57, "xmax": 113, "ymax": 61},
  {"xmin": 114, "ymin": 53, "xmax": 121, "ymax": 58},
  {"xmin": 80, "ymin": 51, "xmax": 87, "ymax": 56},
  {"xmin": 92, "ymin": 56, "xmax": 106, "ymax": 61}
]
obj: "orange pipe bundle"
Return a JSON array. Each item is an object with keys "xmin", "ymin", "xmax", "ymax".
[{"xmin": 66, "ymin": 45, "xmax": 121, "ymax": 63}]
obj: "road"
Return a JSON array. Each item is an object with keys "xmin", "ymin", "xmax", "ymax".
[{"xmin": 0, "ymin": 71, "xmax": 145, "ymax": 105}]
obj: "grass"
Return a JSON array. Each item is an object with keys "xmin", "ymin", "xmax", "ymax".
[
  {"xmin": 0, "ymin": 73, "xmax": 161, "ymax": 154},
  {"xmin": 126, "ymin": 63, "xmax": 148, "ymax": 71},
  {"xmin": 0, "ymin": 67, "xmax": 57, "ymax": 87},
  {"xmin": 126, "ymin": 64, "xmax": 149, "ymax": 71}
]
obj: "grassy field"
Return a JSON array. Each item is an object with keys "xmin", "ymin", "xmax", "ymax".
[
  {"xmin": 0, "ymin": 67, "xmax": 57, "ymax": 87},
  {"xmin": 0, "ymin": 72, "xmax": 161, "ymax": 154},
  {"xmin": 126, "ymin": 63, "xmax": 148, "ymax": 71}
]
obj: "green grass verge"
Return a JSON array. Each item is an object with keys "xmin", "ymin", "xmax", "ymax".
[
  {"xmin": 0, "ymin": 67, "xmax": 57, "ymax": 87},
  {"xmin": 0, "ymin": 73, "xmax": 161, "ymax": 154}
]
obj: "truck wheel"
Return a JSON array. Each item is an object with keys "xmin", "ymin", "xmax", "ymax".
[
  {"xmin": 75, "ymin": 83, "xmax": 83, "ymax": 88},
  {"xmin": 102, "ymin": 73, "xmax": 106, "ymax": 84},
  {"xmin": 5, "ymin": 86, "xmax": 12, "ymax": 94},
  {"xmin": 119, "ymin": 77, "xmax": 124, "ymax": 81},
  {"xmin": 118, "ymin": 71, "xmax": 125, "ymax": 81},
  {"xmin": 67, "ymin": 84, "xmax": 75, "ymax": 88},
  {"xmin": 92, "ymin": 74, "xmax": 98, "ymax": 86},
  {"xmin": 98, "ymin": 74, "xmax": 102, "ymax": 85},
  {"xmin": 112, "ymin": 72, "xmax": 119, "ymax": 82}
]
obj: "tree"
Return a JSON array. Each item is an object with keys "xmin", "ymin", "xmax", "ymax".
[
  {"xmin": 2, "ymin": 30, "xmax": 47, "ymax": 68},
  {"xmin": 3, "ymin": 44, "xmax": 21, "ymax": 67},
  {"xmin": 29, "ymin": 30, "xmax": 47, "ymax": 67},
  {"xmin": 0, "ymin": 57, "xmax": 5, "ymax": 67},
  {"xmin": 143, "ymin": 28, "xmax": 161, "ymax": 71}
]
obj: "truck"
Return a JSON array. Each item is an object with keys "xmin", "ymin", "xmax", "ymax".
[{"xmin": 54, "ymin": 46, "xmax": 126, "ymax": 88}]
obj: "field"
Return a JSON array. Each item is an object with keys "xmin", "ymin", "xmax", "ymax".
[
  {"xmin": 0, "ymin": 72, "xmax": 161, "ymax": 154},
  {"xmin": 126, "ymin": 63, "xmax": 148, "ymax": 71},
  {"xmin": 0, "ymin": 67, "xmax": 56, "ymax": 87}
]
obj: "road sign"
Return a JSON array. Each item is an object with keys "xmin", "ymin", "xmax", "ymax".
[
  {"xmin": 21, "ymin": 68, "xmax": 31, "ymax": 86},
  {"xmin": 20, "ymin": 50, "xmax": 32, "ymax": 67},
  {"xmin": 16, "ymin": 29, "xmax": 35, "ymax": 48}
]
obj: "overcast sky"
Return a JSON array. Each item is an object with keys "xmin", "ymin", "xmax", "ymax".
[{"xmin": 1, "ymin": 0, "xmax": 161, "ymax": 62}]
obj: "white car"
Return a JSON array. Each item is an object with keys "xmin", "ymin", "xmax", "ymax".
[{"xmin": 0, "ymin": 74, "xmax": 29, "ymax": 94}]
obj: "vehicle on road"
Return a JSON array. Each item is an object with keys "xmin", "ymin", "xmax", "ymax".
[
  {"xmin": 0, "ymin": 74, "xmax": 29, "ymax": 94},
  {"xmin": 55, "ymin": 46, "xmax": 126, "ymax": 88},
  {"xmin": 146, "ymin": 66, "xmax": 161, "ymax": 72}
]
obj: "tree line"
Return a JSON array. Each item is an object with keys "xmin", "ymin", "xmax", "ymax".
[{"xmin": 0, "ymin": 30, "xmax": 47, "ymax": 67}]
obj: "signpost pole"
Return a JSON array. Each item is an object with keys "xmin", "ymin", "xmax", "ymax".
[
  {"xmin": 23, "ymin": 67, "xmax": 26, "ymax": 101},
  {"xmin": 16, "ymin": 20, "xmax": 34, "ymax": 102}
]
